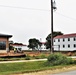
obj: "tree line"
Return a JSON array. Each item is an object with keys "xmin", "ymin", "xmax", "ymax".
[
  {"xmin": 28, "ymin": 31, "xmax": 63, "ymax": 50},
  {"xmin": 9, "ymin": 31, "xmax": 63, "ymax": 50}
]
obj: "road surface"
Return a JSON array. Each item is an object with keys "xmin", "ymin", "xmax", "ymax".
[{"xmin": 51, "ymin": 70, "xmax": 76, "ymax": 75}]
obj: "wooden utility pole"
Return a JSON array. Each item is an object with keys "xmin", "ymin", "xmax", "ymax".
[
  {"xmin": 51, "ymin": 0, "xmax": 56, "ymax": 54},
  {"xmin": 51, "ymin": 0, "xmax": 53, "ymax": 54}
]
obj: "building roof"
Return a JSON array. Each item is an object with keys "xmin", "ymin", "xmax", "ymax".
[
  {"xmin": 54, "ymin": 33, "xmax": 76, "ymax": 39},
  {"xmin": 0, "ymin": 33, "xmax": 12, "ymax": 38},
  {"xmin": 40, "ymin": 42, "xmax": 46, "ymax": 44}
]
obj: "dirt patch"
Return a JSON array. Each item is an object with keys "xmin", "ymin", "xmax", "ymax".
[{"xmin": 12, "ymin": 65, "xmax": 76, "ymax": 75}]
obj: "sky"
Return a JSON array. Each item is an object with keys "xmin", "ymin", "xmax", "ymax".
[{"xmin": 0, "ymin": 0, "xmax": 76, "ymax": 44}]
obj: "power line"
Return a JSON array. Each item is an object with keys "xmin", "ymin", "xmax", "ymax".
[
  {"xmin": 0, "ymin": 5, "xmax": 50, "ymax": 11},
  {"xmin": 55, "ymin": 12, "xmax": 76, "ymax": 22},
  {"xmin": 0, "ymin": 4, "xmax": 76, "ymax": 22}
]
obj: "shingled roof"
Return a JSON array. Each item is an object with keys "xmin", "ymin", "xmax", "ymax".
[{"xmin": 54, "ymin": 33, "xmax": 76, "ymax": 39}]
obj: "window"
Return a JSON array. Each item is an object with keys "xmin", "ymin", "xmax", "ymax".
[
  {"xmin": 58, "ymin": 39, "xmax": 60, "ymax": 42},
  {"xmin": 68, "ymin": 38, "xmax": 70, "ymax": 41},
  {"xmin": 63, "ymin": 45, "xmax": 65, "ymax": 48},
  {"xmin": 74, "ymin": 44, "xmax": 76, "ymax": 48},
  {"xmin": 74, "ymin": 37, "xmax": 76, "ymax": 41},
  {"xmin": 63, "ymin": 38, "xmax": 65, "ymax": 42},
  {"xmin": 0, "ymin": 41, "xmax": 6, "ymax": 50},
  {"xmin": 68, "ymin": 44, "xmax": 70, "ymax": 48},
  {"xmin": 58, "ymin": 45, "xmax": 60, "ymax": 50},
  {"xmin": 58, "ymin": 45, "xmax": 60, "ymax": 48},
  {"xmin": 54, "ymin": 39, "xmax": 55, "ymax": 42}
]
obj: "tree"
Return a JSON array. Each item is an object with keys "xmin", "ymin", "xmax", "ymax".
[
  {"xmin": 9, "ymin": 45, "xmax": 14, "ymax": 50},
  {"xmin": 9, "ymin": 40, "xmax": 14, "ymax": 44},
  {"xmin": 28, "ymin": 38, "xmax": 41, "ymax": 50},
  {"xmin": 9, "ymin": 40, "xmax": 14, "ymax": 50},
  {"xmin": 45, "ymin": 31, "xmax": 63, "ymax": 49}
]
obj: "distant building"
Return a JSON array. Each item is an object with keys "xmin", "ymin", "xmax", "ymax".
[
  {"xmin": 54, "ymin": 33, "xmax": 76, "ymax": 51},
  {"xmin": 0, "ymin": 33, "xmax": 12, "ymax": 53},
  {"xmin": 40, "ymin": 42, "xmax": 46, "ymax": 50},
  {"xmin": 10, "ymin": 43, "xmax": 28, "ymax": 50}
]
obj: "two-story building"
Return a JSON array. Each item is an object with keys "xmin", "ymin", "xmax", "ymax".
[{"xmin": 54, "ymin": 33, "xmax": 76, "ymax": 51}]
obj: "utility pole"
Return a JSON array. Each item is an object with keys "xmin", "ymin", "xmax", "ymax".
[{"xmin": 51, "ymin": 0, "xmax": 56, "ymax": 54}]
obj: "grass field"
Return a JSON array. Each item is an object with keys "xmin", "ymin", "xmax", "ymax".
[
  {"xmin": 0, "ymin": 60, "xmax": 76, "ymax": 75},
  {"xmin": 0, "ymin": 61, "xmax": 48, "ymax": 75},
  {"xmin": 0, "ymin": 52, "xmax": 76, "ymax": 75}
]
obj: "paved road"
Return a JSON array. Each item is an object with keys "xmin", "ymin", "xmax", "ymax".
[{"xmin": 51, "ymin": 70, "xmax": 76, "ymax": 75}]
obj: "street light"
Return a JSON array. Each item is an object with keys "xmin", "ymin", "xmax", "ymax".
[{"xmin": 51, "ymin": 0, "xmax": 57, "ymax": 54}]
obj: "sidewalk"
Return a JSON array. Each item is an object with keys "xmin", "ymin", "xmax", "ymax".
[
  {"xmin": 0, "ymin": 59, "xmax": 47, "ymax": 63},
  {"xmin": 0, "ymin": 56, "xmax": 76, "ymax": 64}
]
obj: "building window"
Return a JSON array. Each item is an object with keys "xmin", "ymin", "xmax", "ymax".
[
  {"xmin": 68, "ymin": 38, "xmax": 70, "ymax": 41},
  {"xmin": 68, "ymin": 44, "xmax": 70, "ymax": 48},
  {"xmin": 58, "ymin": 39, "xmax": 60, "ymax": 42},
  {"xmin": 63, "ymin": 38, "xmax": 65, "ymax": 42},
  {"xmin": 58, "ymin": 45, "xmax": 60, "ymax": 49},
  {"xmin": 63, "ymin": 45, "xmax": 65, "ymax": 48},
  {"xmin": 58, "ymin": 45, "xmax": 60, "ymax": 48},
  {"xmin": 74, "ymin": 44, "xmax": 76, "ymax": 48},
  {"xmin": 74, "ymin": 37, "xmax": 76, "ymax": 41},
  {"xmin": 0, "ymin": 41, "xmax": 6, "ymax": 50},
  {"xmin": 54, "ymin": 39, "xmax": 55, "ymax": 42}
]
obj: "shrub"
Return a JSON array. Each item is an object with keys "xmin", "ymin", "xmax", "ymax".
[
  {"xmin": 39, "ymin": 54, "xmax": 47, "ymax": 59},
  {"xmin": 34, "ymin": 56, "xmax": 40, "ymax": 59},
  {"xmin": 73, "ymin": 60, "xmax": 76, "ymax": 64},
  {"xmin": 47, "ymin": 53, "xmax": 73, "ymax": 66},
  {"xmin": 34, "ymin": 54, "xmax": 47, "ymax": 59},
  {"xmin": 0, "ymin": 58, "xmax": 5, "ymax": 61},
  {"xmin": 25, "ymin": 55, "xmax": 31, "ymax": 60},
  {"xmin": 73, "ymin": 52, "xmax": 76, "ymax": 56},
  {"xmin": 25, "ymin": 57, "xmax": 30, "ymax": 60}
]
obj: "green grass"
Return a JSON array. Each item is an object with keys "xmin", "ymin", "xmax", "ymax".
[
  {"xmin": 0, "ymin": 61, "xmax": 48, "ymax": 75},
  {"xmin": 0, "ymin": 60, "xmax": 76, "ymax": 75}
]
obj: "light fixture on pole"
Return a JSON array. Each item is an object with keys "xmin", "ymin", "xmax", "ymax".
[
  {"xmin": 51, "ymin": 0, "xmax": 57, "ymax": 53},
  {"xmin": 53, "ymin": 0, "xmax": 57, "ymax": 10}
]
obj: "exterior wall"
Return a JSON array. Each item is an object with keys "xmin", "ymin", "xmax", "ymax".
[
  {"xmin": 13, "ymin": 44, "xmax": 46, "ymax": 51},
  {"xmin": 22, "ymin": 46, "xmax": 28, "ymax": 50},
  {"xmin": 54, "ymin": 37, "xmax": 76, "ymax": 51},
  {"xmin": 14, "ymin": 45, "xmax": 22, "ymax": 49},
  {"xmin": 6, "ymin": 38, "xmax": 9, "ymax": 52},
  {"xmin": 41, "ymin": 44, "xmax": 46, "ymax": 50},
  {"xmin": 0, "ymin": 37, "xmax": 9, "ymax": 53}
]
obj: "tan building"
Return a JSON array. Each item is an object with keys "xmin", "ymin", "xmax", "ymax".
[{"xmin": 0, "ymin": 33, "xmax": 12, "ymax": 53}]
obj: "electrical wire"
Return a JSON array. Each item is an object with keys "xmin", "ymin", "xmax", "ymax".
[
  {"xmin": 55, "ymin": 12, "xmax": 76, "ymax": 22},
  {"xmin": 0, "ymin": 4, "xmax": 76, "ymax": 22},
  {"xmin": 0, "ymin": 5, "xmax": 50, "ymax": 11}
]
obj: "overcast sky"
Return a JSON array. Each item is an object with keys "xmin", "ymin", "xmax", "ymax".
[{"xmin": 0, "ymin": 0, "xmax": 76, "ymax": 44}]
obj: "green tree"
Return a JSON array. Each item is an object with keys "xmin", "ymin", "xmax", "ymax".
[
  {"xmin": 28, "ymin": 38, "xmax": 41, "ymax": 50},
  {"xmin": 9, "ymin": 45, "xmax": 14, "ymax": 50},
  {"xmin": 45, "ymin": 31, "xmax": 63, "ymax": 49}
]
